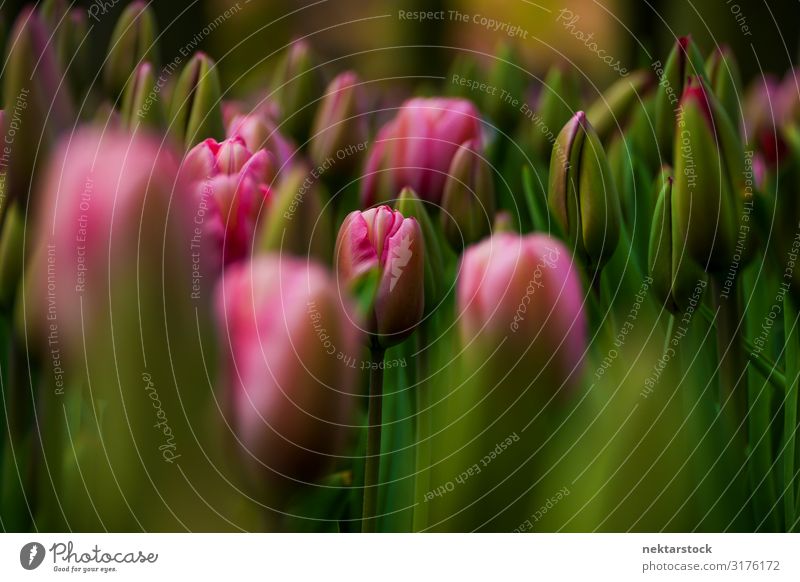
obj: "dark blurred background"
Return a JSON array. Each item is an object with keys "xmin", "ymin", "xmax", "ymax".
[{"xmin": 2, "ymin": 0, "xmax": 798, "ymax": 95}]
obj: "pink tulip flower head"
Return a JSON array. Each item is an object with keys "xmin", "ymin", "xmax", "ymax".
[
  {"xmin": 335, "ymin": 206, "xmax": 425, "ymax": 348},
  {"xmin": 181, "ymin": 136, "xmax": 272, "ymax": 269},
  {"xmin": 361, "ymin": 97, "xmax": 482, "ymax": 206}
]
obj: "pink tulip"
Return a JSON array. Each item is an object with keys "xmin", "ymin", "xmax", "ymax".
[
  {"xmin": 361, "ymin": 97, "xmax": 482, "ymax": 206},
  {"xmin": 226, "ymin": 111, "xmax": 297, "ymax": 174},
  {"xmin": 336, "ymin": 206, "xmax": 425, "ymax": 348},
  {"xmin": 23, "ymin": 129, "xmax": 242, "ymax": 530},
  {"xmin": 25, "ymin": 129, "xmax": 194, "ymax": 346},
  {"xmin": 457, "ymin": 233, "xmax": 586, "ymax": 392},
  {"xmin": 181, "ymin": 136, "xmax": 272, "ymax": 268},
  {"xmin": 216, "ymin": 255, "xmax": 360, "ymax": 482}
]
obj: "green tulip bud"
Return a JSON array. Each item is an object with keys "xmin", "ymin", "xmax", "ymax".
[
  {"xmin": 104, "ymin": 1, "xmax": 158, "ymax": 100},
  {"xmin": 705, "ymin": 46, "xmax": 743, "ymax": 134},
  {"xmin": 586, "ymin": 69, "xmax": 651, "ymax": 141},
  {"xmin": 654, "ymin": 36, "xmax": 708, "ymax": 157},
  {"xmin": 258, "ymin": 164, "xmax": 331, "ymax": 262},
  {"xmin": 168, "ymin": 52, "xmax": 224, "ymax": 149},
  {"xmin": 395, "ymin": 187, "xmax": 448, "ymax": 313},
  {"xmin": 309, "ymin": 71, "xmax": 368, "ymax": 181},
  {"xmin": 532, "ymin": 65, "xmax": 581, "ymax": 160},
  {"xmin": 272, "ymin": 40, "xmax": 323, "ymax": 144},
  {"xmin": 548, "ymin": 111, "xmax": 621, "ymax": 274},
  {"xmin": 673, "ymin": 78, "xmax": 741, "ymax": 274},
  {"xmin": 2, "ymin": 7, "xmax": 72, "ymax": 212},
  {"xmin": 648, "ymin": 167, "xmax": 707, "ymax": 313},
  {"xmin": 121, "ymin": 61, "xmax": 163, "ymax": 130},
  {"xmin": 440, "ymin": 140, "xmax": 495, "ymax": 251}
]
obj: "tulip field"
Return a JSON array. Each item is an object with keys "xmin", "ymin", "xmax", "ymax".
[{"xmin": 1, "ymin": 0, "xmax": 800, "ymax": 537}]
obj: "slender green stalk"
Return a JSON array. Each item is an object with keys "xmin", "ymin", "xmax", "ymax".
[
  {"xmin": 413, "ymin": 325, "xmax": 432, "ymax": 532},
  {"xmin": 698, "ymin": 303, "xmax": 786, "ymax": 391},
  {"xmin": 711, "ymin": 277, "xmax": 747, "ymax": 446},
  {"xmin": 362, "ymin": 348, "xmax": 385, "ymax": 533},
  {"xmin": 782, "ymin": 298, "xmax": 799, "ymax": 531}
]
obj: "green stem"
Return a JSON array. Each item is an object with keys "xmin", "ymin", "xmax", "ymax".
[
  {"xmin": 711, "ymin": 277, "xmax": 747, "ymax": 445},
  {"xmin": 362, "ymin": 347, "xmax": 385, "ymax": 533},
  {"xmin": 782, "ymin": 298, "xmax": 799, "ymax": 531},
  {"xmin": 412, "ymin": 326, "xmax": 431, "ymax": 532},
  {"xmin": 698, "ymin": 304, "xmax": 786, "ymax": 393}
]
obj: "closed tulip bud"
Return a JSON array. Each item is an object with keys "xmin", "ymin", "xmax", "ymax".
[
  {"xmin": 706, "ymin": 46, "xmax": 743, "ymax": 132},
  {"xmin": 673, "ymin": 78, "xmax": 741, "ymax": 273},
  {"xmin": 586, "ymin": 69, "xmax": 651, "ymax": 141},
  {"xmin": 655, "ymin": 36, "xmax": 708, "ymax": 156},
  {"xmin": 548, "ymin": 111, "xmax": 621, "ymax": 274},
  {"xmin": 272, "ymin": 40, "xmax": 323, "ymax": 143},
  {"xmin": 169, "ymin": 52, "xmax": 225, "ymax": 149},
  {"xmin": 227, "ymin": 112, "xmax": 297, "ymax": 175},
  {"xmin": 532, "ymin": 65, "xmax": 581, "ymax": 159},
  {"xmin": 648, "ymin": 168, "xmax": 707, "ymax": 313},
  {"xmin": 2, "ymin": 7, "xmax": 72, "ymax": 208},
  {"xmin": 257, "ymin": 164, "xmax": 331, "ymax": 262},
  {"xmin": 43, "ymin": 4, "xmax": 90, "ymax": 105},
  {"xmin": 104, "ymin": 1, "xmax": 158, "ymax": 100},
  {"xmin": 394, "ymin": 187, "xmax": 447, "ymax": 313},
  {"xmin": 181, "ymin": 136, "xmax": 272, "ymax": 270},
  {"xmin": 440, "ymin": 139, "xmax": 495, "ymax": 250},
  {"xmin": 336, "ymin": 206, "xmax": 425, "ymax": 348},
  {"xmin": 121, "ymin": 62, "xmax": 164, "ymax": 130},
  {"xmin": 431, "ymin": 233, "xmax": 586, "ymax": 531},
  {"xmin": 362, "ymin": 97, "xmax": 483, "ymax": 206},
  {"xmin": 458, "ymin": 233, "xmax": 586, "ymax": 382},
  {"xmin": 216, "ymin": 256, "xmax": 360, "ymax": 486},
  {"xmin": 309, "ymin": 71, "xmax": 368, "ymax": 180}
]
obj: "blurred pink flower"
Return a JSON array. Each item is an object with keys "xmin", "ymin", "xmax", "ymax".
[
  {"xmin": 336, "ymin": 206, "xmax": 424, "ymax": 348},
  {"xmin": 361, "ymin": 97, "xmax": 482, "ymax": 206},
  {"xmin": 216, "ymin": 255, "xmax": 360, "ymax": 482},
  {"xmin": 181, "ymin": 136, "xmax": 272, "ymax": 268},
  {"xmin": 457, "ymin": 233, "xmax": 586, "ymax": 392},
  {"xmin": 226, "ymin": 111, "xmax": 297, "ymax": 174}
]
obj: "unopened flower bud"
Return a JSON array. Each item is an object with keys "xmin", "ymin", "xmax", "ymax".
[
  {"xmin": 648, "ymin": 167, "xmax": 707, "ymax": 313},
  {"xmin": 216, "ymin": 256, "xmax": 360, "ymax": 486},
  {"xmin": 655, "ymin": 35, "xmax": 708, "ymax": 156},
  {"xmin": 169, "ymin": 52, "xmax": 225, "ymax": 149},
  {"xmin": 104, "ymin": 1, "xmax": 158, "ymax": 100},
  {"xmin": 440, "ymin": 139, "xmax": 495, "ymax": 250},
  {"xmin": 309, "ymin": 71, "xmax": 368, "ymax": 181},
  {"xmin": 336, "ymin": 206, "xmax": 425, "ymax": 348},
  {"xmin": 121, "ymin": 62, "xmax": 164, "ymax": 130},
  {"xmin": 548, "ymin": 111, "xmax": 621, "ymax": 274},
  {"xmin": 673, "ymin": 78, "xmax": 741, "ymax": 273},
  {"xmin": 2, "ymin": 7, "xmax": 72, "ymax": 209},
  {"xmin": 272, "ymin": 40, "xmax": 323, "ymax": 143},
  {"xmin": 361, "ymin": 97, "xmax": 482, "ymax": 206},
  {"xmin": 705, "ymin": 45, "xmax": 743, "ymax": 132}
]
